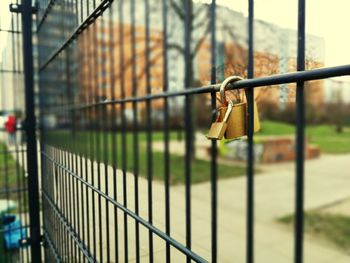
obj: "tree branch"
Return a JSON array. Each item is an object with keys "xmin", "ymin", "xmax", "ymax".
[
  {"xmin": 193, "ymin": 3, "xmax": 208, "ymax": 21},
  {"xmin": 193, "ymin": 17, "xmax": 208, "ymax": 30},
  {"xmin": 191, "ymin": 21, "xmax": 211, "ymax": 58},
  {"xmin": 136, "ymin": 49, "xmax": 164, "ymax": 81},
  {"xmin": 167, "ymin": 42, "xmax": 184, "ymax": 54},
  {"xmin": 111, "ymin": 42, "xmax": 164, "ymax": 81},
  {"xmin": 220, "ymin": 23, "xmax": 239, "ymax": 41},
  {"xmin": 170, "ymin": 0, "xmax": 184, "ymax": 20}
]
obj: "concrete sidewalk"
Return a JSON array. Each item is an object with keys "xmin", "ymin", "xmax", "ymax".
[
  {"xmin": 40, "ymin": 150, "xmax": 350, "ymax": 262},
  {"xmin": 47, "ymin": 152, "xmax": 350, "ymax": 263}
]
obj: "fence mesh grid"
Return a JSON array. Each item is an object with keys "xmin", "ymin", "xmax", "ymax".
[{"xmin": 0, "ymin": 0, "xmax": 346, "ymax": 262}]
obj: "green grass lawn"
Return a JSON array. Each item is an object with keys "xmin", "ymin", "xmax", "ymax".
[
  {"xmin": 0, "ymin": 144, "xmax": 24, "ymax": 261},
  {"xmin": 278, "ymin": 212, "xmax": 350, "ymax": 252},
  {"xmin": 0, "ymin": 143, "xmax": 27, "ymax": 212},
  {"xmin": 43, "ymin": 120, "xmax": 350, "ymax": 183},
  {"xmin": 46, "ymin": 130, "xmax": 247, "ymax": 185},
  {"xmin": 259, "ymin": 121, "xmax": 295, "ymax": 136},
  {"xmin": 258, "ymin": 120, "xmax": 350, "ymax": 154},
  {"xmin": 0, "ymin": 144, "xmax": 19, "ymax": 187}
]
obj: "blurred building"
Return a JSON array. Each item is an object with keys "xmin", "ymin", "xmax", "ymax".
[
  {"xmin": 77, "ymin": 1, "xmax": 326, "ymax": 120},
  {"xmin": 324, "ymin": 79, "xmax": 350, "ymax": 104},
  {"xmin": 37, "ymin": 0, "xmax": 327, "ymax": 127},
  {"xmin": 78, "ymin": 22, "xmax": 164, "ymax": 110},
  {"xmin": 0, "ymin": 19, "xmax": 24, "ymax": 116},
  {"xmin": 196, "ymin": 6, "xmax": 325, "ymax": 110}
]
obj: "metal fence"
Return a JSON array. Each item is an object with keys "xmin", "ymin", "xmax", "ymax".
[
  {"xmin": 0, "ymin": 1, "xmax": 34, "ymax": 261},
  {"xmin": 1, "ymin": 0, "xmax": 350, "ymax": 262},
  {"xmin": 0, "ymin": 130, "xmax": 31, "ymax": 263}
]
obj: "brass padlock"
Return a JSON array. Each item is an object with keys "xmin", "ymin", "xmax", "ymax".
[
  {"xmin": 207, "ymin": 76, "xmax": 260, "ymax": 140},
  {"xmin": 220, "ymin": 76, "xmax": 260, "ymax": 139},
  {"xmin": 207, "ymin": 100, "xmax": 233, "ymax": 140}
]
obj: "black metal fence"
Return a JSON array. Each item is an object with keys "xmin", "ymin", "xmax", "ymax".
[
  {"xmin": 1, "ymin": 0, "xmax": 350, "ymax": 262},
  {"xmin": 0, "ymin": 129, "xmax": 31, "ymax": 262},
  {"xmin": 0, "ymin": 0, "xmax": 34, "ymax": 261}
]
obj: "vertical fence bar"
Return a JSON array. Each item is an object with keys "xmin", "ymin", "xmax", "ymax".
[
  {"xmin": 246, "ymin": 0, "xmax": 255, "ymax": 263},
  {"xmin": 130, "ymin": 0, "xmax": 140, "ymax": 261},
  {"xmin": 3, "ymin": 146, "xmax": 10, "ymax": 262},
  {"xmin": 295, "ymin": 0, "xmax": 305, "ymax": 262},
  {"xmin": 161, "ymin": 0, "xmax": 171, "ymax": 262},
  {"xmin": 118, "ymin": 0, "xmax": 129, "ymax": 260},
  {"xmin": 64, "ymin": 147, "xmax": 70, "ymax": 262},
  {"xmin": 184, "ymin": 1, "xmax": 192, "ymax": 263},
  {"xmin": 82, "ymin": 29, "xmax": 92, "ymax": 261},
  {"xmin": 90, "ymin": 18, "xmax": 103, "ymax": 262},
  {"xmin": 75, "ymin": 32, "xmax": 85, "ymax": 263},
  {"xmin": 67, "ymin": 43, "xmax": 77, "ymax": 263},
  {"xmin": 210, "ymin": 0, "xmax": 217, "ymax": 263},
  {"xmin": 20, "ymin": 0, "xmax": 42, "ymax": 260},
  {"xmin": 88, "ymin": 23, "xmax": 97, "ymax": 262},
  {"xmin": 100, "ymin": 13, "xmax": 111, "ymax": 263},
  {"xmin": 63, "ymin": 60, "xmax": 72, "ymax": 262},
  {"xmin": 16, "ymin": 0, "xmax": 21, "ymax": 75},
  {"xmin": 108, "ymin": 4, "xmax": 120, "ymax": 263},
  {"xmin": 69, "ymin": 22, "xmax": 81, "ymax": 262},
  {"xmin": 144, "ymin": 0, "xmax": 154, "ymax": 261},
  {"xmin": 95, "ymin": 22, "xmax": 104, "ymax": 263},
  {"xmin": 11, "ymin": 10, "xmax": 24, "ymax": 262},
  {"xmin": 62, "ymin": 3, "xmax": 70, "ymax": 258},
  {"xmin": 58, "ymin": 149, "xmax": 65, "ymax": 258}
]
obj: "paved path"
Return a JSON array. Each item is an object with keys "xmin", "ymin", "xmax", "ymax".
[
  {"xmin": 39, "ymin": 150, "xmax": 350, "ymax": 263},
  {"xmin": 64, "ymin": 155, "xmax": 350, "ymax": 263}
]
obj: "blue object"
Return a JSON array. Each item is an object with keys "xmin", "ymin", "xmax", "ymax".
[{"xmin": 2, "ymin": 214, "xmax": 26, "ymax": 250}]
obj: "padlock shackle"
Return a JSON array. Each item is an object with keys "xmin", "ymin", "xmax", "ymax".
[
  {"xmin": 222, "ymin": 100, "xmax": 234, "ymax": 123},
  {"xmin": 219, "ymin": 76, "xmax": 243, "ymax": 105}
]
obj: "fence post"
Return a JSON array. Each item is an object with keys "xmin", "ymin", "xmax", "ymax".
[{"xmin": 17, "ymin": 0, "xmax": 42, "ymax": 261}]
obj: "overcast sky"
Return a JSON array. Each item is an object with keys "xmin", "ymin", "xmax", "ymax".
[
  {"xmin": 201, "ymin": 0, "xmax": 350, "ymax": 67},
  {"xmin": 1, "ymin": 0, "xmax": 350, "ymax": 68}
]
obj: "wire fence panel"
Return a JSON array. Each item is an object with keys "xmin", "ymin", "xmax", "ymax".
[
  {"xmin": 0, "ymin": 0, "xmax": 33, "ymax": 261},
  {"xmin": 0, "ymin": 131, "xmax": 31, "ymax": 263},
  {"xmin": 33, "ymin": 0, "xmax": 350, "ymax": 263}
]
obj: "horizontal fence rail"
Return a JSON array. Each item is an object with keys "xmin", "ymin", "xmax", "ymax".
[{"xmin": 38, "ymin": 64, "xmax": 350, "ymax": 113}]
